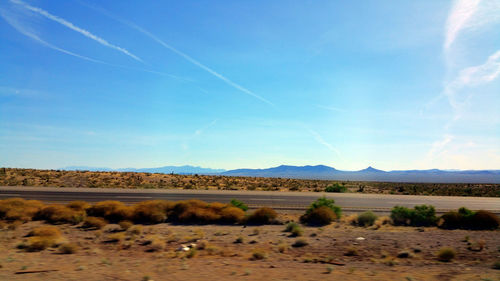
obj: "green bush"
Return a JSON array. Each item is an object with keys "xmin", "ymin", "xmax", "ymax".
[
  {"xmin": 307, "ymin": 197, "xmax": 342, "ymax": 218},
  {"xmin": 390, "ymin": 205, "xmax": 436, "ymax": 226},
  {"xmin": 325, "ymin": 183, "xmax": 347, "ymax": 193},
  {"xmin": 357, "ymin": 211, "xmax": 377, "ymax": 227},
  {"xmin": 412, "ymin": 205, "xmax": 436, "ymax": 226},
  {"xmin": 284, "ymin": 222, "xmax": 303, "ymax": 236},
  {"xmin": 230, "ymin": 199, "xmax": 248, "ymax": 211},
  {"xmin": 300, "ymin": 197, "xmax": 341, "ymax": 226},
  {"xmin": 390, "ymin": 206, "xmax": 413, "ymax": 226}
]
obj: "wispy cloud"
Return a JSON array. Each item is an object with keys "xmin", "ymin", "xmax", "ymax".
[
  {"xmin": 80, "ymin": 3, "xmax": 273, "ymax": 106},
  {"xmin": 194, "ymin": 119, "xmax": 218, "ymax": 137},
  {"xmin": 444, "ymin": 50, "xmax": 500, "ymax": 118},
  {"xmin": 308, "ymin": 129, "xmax": 340, "ymax": 156},
  {"xmin": 427, "ymin": 134, "xmax": 454, "ymax": 158},
  {"xmin": 10, "ymin": 0, "xmax": 142, "ymax": 62},
  {"xmin": 444, "ymin": 0, "xmax": 481, "ymax": 50}
]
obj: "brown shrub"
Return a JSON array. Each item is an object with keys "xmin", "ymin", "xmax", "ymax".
[
  {"xmin": 300, "ymin": 206, "xmax": 336, "ymax": 226},
  {"xmin": 58, "ymin": 243, "xmax": 78, "ymax": 254},
  {"xmin": 470, "ymin": 211, "xmax": 499, "ymax": 230},
  {"xmin": 437, "ymin": 247, "xmax": 456, "ymax": 262},
  {"xmin": 34, "ymin": 205, "xmax": 85, "ymax": 224},
  {"xmin": 87, "ymin": 201, "xmax": 133, "ymax": 223},
  {"xmin": 247, "ymin": 207, "xmax": 278, "ymax": 225},
  {"xmin": 81, "ymin": 216, "xmax": 107, "ymax": 229},
  {"xmin": 168, "ymin": 200, "xmax": 244, "ymax": 224},
  {"xmin": 178, "ymin": 207, "xmax": 221, "ymax": 223},
  {"xmin": 25, "ymin": 226, "xmax": 64, "ymax": 252},
  {"xmin": 0, "ymin": 198, "xmax": 44, "ymax": 222},
  {"xmin": 132, "ymin": 200, "xmax": 171, "ymax": 224},
  {"xmin": 66, "ymin": 201, "xmax": 91, "ymax": 211},
  {"xmin": 219, "ymin": 206, "xmax": 245, "ymax": 223},
  {"xmin": 119, "ymin": 220, "xmax": 133, "ymax": 230},
  {"xmin": 27, "ymin": 226, "xmax": 62, "ymax": 238},
  {"xmin": 26, "ymin": 236, "xmax": 56, "ymax": 252},
  {"xmin": 105, "ymin": 232, "xmax": 125, "ymax": 243}
]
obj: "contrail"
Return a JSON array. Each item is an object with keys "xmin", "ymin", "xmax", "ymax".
[
  {"xmin": 0, "ymin": 8, "xmax": 187, "ymax": 81},
  {"xmin": 10, "ymin": 0, "xmax": 142, "ymax": 62},
  {"xmin": 81, "ymin": 3, "xmax": 273, "ymax": 106},
  {"xmin": 0, "ymin": 9, "xmax": 104, "ymax": 64},
  {"xmin": 308, "ymin": 129, "xmax": 340, "ymax": 156}
]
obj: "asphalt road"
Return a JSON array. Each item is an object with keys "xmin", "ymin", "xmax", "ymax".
[{"xmin": 1, "ymin": 186, "xmax": 499, "ymax": 213}]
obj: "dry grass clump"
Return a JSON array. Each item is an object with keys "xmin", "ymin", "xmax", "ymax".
[
  {"xmin": 102, "ymin": 224, "xmax": 123, "ymax": 233},
  {"xmin": 127, "ymin": 225, "xmax": 143, "ymax": 235},
  {"xmin": 81, "ymin": 216, "xmax": 107, "ymax": 229},
  {"xmin": 246, "ymin": 207, "xmax": 278, "ymax": 225},
  {"xmin": 277, "ymin": 243, "xmax": 289, "ymax": 253},
  {"xmin": 66, "ymin": 201, "xmax": 91, "ymax": 211},
  {"xmin": 250, "ymin": 249, "xmax": 268, "ymax": 260},
  {"xmin": 34, "ymin": 205, "xmax": 85, "ymax": 224},
  {"xmin": 0, "ymin": 198, "xmax": 44, "ymax": 222},
  {"xmin": 356, "ymin": 211, "xmax": 378, "ymax": 227},
  {"xmin": 372, "ymin": 216, "xmax": 391, "ymax": 229},
  {"xmin": 119, "ymin": 220, "xmax": 133, "ymax": 230},
  {"xmin": 87, "ymin": 201, "xmax": 133, "ymax": 223},
  {"xmin": 284, "ymin": 222, "xmax": 303, "ymax": 237},
  {"xmin": 292, "ymin": 238, "xmax": 309, "ymax": 247},
  {"xmin": 58, "ymin": 242, "xmax": 78, "ymax": 254},
  {"xmin": 24, "ymin": 226, "xmax": 64, "ymax": 252},
  {"xmin": 105, "ymin": 232, "xmax": 126, "ymax": 243},
  {"xmin": 437, "ymin": 247, "xmax": 456, "ymax": 262},
  {"xmin": 142, "ymin": 235, "xmax": 165, "ymax": 252}
]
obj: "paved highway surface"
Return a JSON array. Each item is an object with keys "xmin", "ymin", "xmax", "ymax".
[{"xmin": 1, "ymin": 186, "xmax": 499, "ymax": 213}]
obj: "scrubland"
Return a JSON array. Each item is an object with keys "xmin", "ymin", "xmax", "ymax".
[
  {"xmin": 0, "ymin": 197, "xmax": 499, "ymax": 280},
  {"xmin": 1, "ymin": 168, "xmax": 499, "ymax": 197}
]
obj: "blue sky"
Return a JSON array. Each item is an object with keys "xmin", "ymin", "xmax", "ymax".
[{"xmin": 1, "ymin": 0, "xmax": 499, "ymax": 170}]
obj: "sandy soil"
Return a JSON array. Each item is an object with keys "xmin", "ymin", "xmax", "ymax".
[{"xmin": 0, "ymin": 219, "xmax": 499, "ymax": 281}]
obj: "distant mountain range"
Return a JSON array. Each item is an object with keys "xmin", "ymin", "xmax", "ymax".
[
  {"xmin": 61, "ymin": 165, "xmax": 500, "ymax": 183},
  {"xmin": 61, "ymin": 165, "xmax": 226, "ymax": 175}
]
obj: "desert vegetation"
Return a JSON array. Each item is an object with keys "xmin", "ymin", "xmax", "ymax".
[
  {"xmin": 0, "ymin": 197, "xmax": 499, "ymax": 280},
  {"xmin": 1, "ymin": 168, "xmax": 499, "ymax": 197}
]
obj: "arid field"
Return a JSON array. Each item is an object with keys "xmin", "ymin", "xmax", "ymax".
[
  {"xmin": 0, "ymin": 197, "xmax": 499, "ymax": 280},
  {"xmin": 1, "ymin": 168, "xmax": 499, "ymax": 197}
]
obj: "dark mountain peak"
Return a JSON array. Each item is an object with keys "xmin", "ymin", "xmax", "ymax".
[{"xmin": 360, "ymin": 166, "xmax": 384, "ymax": 173}]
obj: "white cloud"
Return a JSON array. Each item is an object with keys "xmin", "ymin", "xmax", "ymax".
[
  {"xmin": 444, "ymin": 0, "xmax": 481, "ymax": 50},
  {"xmin": 10, "ymin": 0, "xmax": 142, "ymax": 62}
]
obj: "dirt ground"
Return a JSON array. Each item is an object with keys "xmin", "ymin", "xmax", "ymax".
[{"xmin": 0, "ymin": 218, "xmax": 499, "ymax": 281}]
